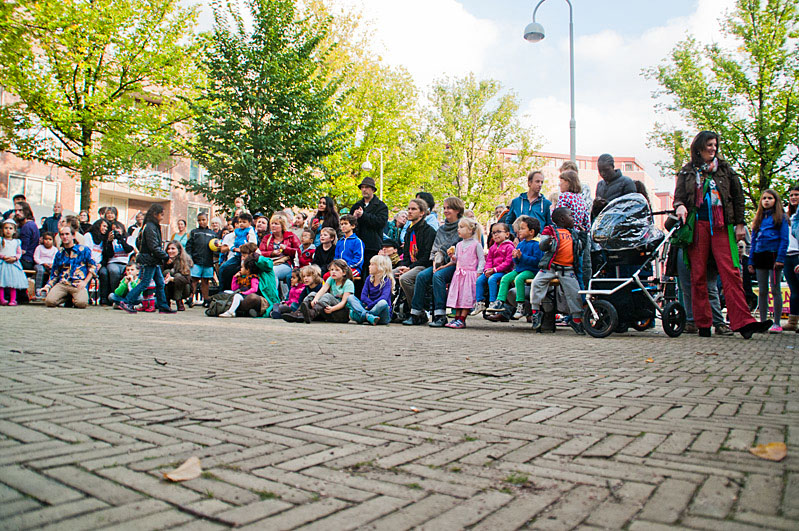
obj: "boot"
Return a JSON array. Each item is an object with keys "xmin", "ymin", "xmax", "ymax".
[
  {"xmin": 176, "ymin": 299, "xmax": 185, "ymax": 311},
  {"xmin": 282, "ymin": 310, "xmax": 304, "ymax": 323},
  {"xmin": 785, "ymin": 315, "xmax": 799, "ymax": 331},
  {"xmin": 300, "ymin": 301, "xmax": 318, "ymax": 324}
]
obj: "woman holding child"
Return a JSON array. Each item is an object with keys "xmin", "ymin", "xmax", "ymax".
[{"xmin": 259, "ymin": 213, "xmax": 300, "ymax": 297}]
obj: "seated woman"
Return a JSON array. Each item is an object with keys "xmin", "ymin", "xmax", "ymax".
[
  {"xmin": 163, "ymin": 241, "xmax": 193, "ymax": 311},
  {"xmin": 99, "ymin": 220, "xmax": 134, "ymax": 305},
  {"xmin": 259, "ymin": 213, "xmax": 300, "ymax": 298}
]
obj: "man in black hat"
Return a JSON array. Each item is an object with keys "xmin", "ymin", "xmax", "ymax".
[{"xmin": 351, "ymin": 176, "xmax": 388, "ymax": 276}]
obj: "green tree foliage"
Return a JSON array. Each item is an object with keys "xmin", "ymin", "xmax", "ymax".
[
  {"xmin": 649, "ymin": 0, "xmax": 799, "ymax": 204},
  {"xmin": 0, "ymin": 0, "xmax": 201, "ymax": 210},
  {"xmin": 646, "ymin": 123, "xmax": 691, "ymax": 178},
  {"xmin": 419, "ymin": 74, "xmax": 541, "ymax": 215},
  {"xmin": 185, "ymin": 0, "xmax": 347, "ymax": 215}
]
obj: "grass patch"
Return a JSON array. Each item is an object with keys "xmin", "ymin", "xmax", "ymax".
[
  {"xmin": 406, "ymin": 483, "xmax": 423, "ymax": 490},
  {"xmin": 450, "ymin": 467, "xmax": 461, "ymax": 473},
  {"xmin": 255, "ymin": 490, "xmax": 280, "ymax": 500},
  {"xmin": 504, "ymin": 473, "xmax": 528, "ymax": 485},
  {"xmin": 201, "ymin": 471, "xmax": 217, "ymax": 480},
  {"xmin": 463, "ymin": 435, "xmax": 478, "ymax": 442},
  {"xmin": 204, "ymin": 490, "xmax": 214, "ymax": 499}
]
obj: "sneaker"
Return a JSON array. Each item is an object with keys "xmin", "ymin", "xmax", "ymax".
[
  {"xmin": 366, "ymin": 314, "xmax": 379, "ymax": 326},
  {"xmin": 714, "ymin": 323, "xmax": 734, "ymax": 336},
  {"xmin": 402, "ymin": 313, "xmax": 428, "ymax": 326},
  {"xmin": 158, "ymin": 307, "xmax": 177, "ymax": 314},
  {"xmin": 684, "ymin": 322, "xmax": 698, "ymax": 334},
  {"xmin": 118, "ymin": 301, "xmax": 137, "ymax": 314},
  {"xmin": 445, "ymin": 319, "xmax": 465, "ymax": 329},
  {"xmin": 8, "ymin": 300, "xmax": 18, "ymax": 307},
  {"xmin": 486, "ymin": 312, "xmax": 509, "ymax": 322},
  {"xmin": 486, "ymin": 300, "xmax": 505, "ymax": 312},
  {"xmin": 176, "ymin": 299, "xmax": 185, "ymax": 311},
  {"xmin": 512, "ymin": 302, "xmax": 526, "ymax": 320},
  {"xmin": 218, "ymin": 310, "xmax": 235, "ymax": 318},
  {"xmin": 349, "ymin": 309, "xmax": 360, "ymax": 323},
  {"xmin": 428, "ymin": 316, "xmax": 448, "ymax": 327},
  {"xmin": 569, "ymin": 319, "xmax": 585, "ymax": 335},
  {"xmin": 471, "ymin": 301, "xmax": 486, "ymax": 316},
  {"xmin": 530, "ymin": 310, "xmax": 542, "ymax": 329},
  {"xmin": 738, "ymin": 319, "xmax": 773, "ymax": 339},
  {"xmin": 769, "ymin": 325, "xmax": 783, "ymax": 333}
]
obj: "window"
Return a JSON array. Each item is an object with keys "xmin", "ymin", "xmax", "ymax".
[
  {"xmin": 624, "ymin": 162, "xmax": 634, "ymax": 172},
  {"xmin": 187, "ymin": 204, "xmax": 211, "ymax": 230},
  {"xmin": 189, "ymin": 160, "xmax": 207, "ymax": 185},
  {"xmin": 7, "ymin": 173, "xmax": 59, "ymax": 207}
]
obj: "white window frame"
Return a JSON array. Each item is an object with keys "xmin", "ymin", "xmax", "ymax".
[{"xmin": 7, "ymin": 172, "xmax": 61, "ymax": 207}]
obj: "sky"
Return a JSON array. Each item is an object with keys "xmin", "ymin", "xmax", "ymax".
[{"xmin": 193, "ymin": 0, "xmax": 739, "ymax": 191}]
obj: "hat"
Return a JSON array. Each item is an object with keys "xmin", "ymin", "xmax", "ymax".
[
  {"xmin": 358, "ymin": 177, "xmax": 377, "ymax": 191},
  {"xmin": 2, "ymin": 218, "xmax": 17, "ymax": 227},
  {"xmin": 382, "ymin": 237, "xmax": 399, "ymax": 248}
]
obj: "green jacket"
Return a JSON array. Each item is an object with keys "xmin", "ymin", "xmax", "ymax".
[
  {"xmin": 255, "ymin": 256, "xmax": 281, "ymax": 317},
  {"xmin": 113, "ymin": 278, "xmax": 139, "ymax": 297}
]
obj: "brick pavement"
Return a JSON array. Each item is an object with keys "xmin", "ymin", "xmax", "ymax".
[{"xmin": 1, "ymin": 304, "xmax": 797, "ymax": 530}]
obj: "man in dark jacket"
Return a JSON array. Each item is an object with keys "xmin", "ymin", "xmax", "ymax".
[
  {"xmin": 351, "ymin": 176, "xmax": 389, "ymax": 274},
  {"xmin": 595, "ymin": 153, "xmax": 636, "ymax": 203},
  {"xmin": 118, "ymin": 204, "xmax": 176, "ymax": 314},
  {"xmin": 42, "ymin": 202, "xmax": 62, "ymax": 234},
  {"xmin": 394, "ymin": 198, "xmax": 436, "ymax": 305}
]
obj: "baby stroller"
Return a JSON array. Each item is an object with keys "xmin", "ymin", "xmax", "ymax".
[{"xmin": 580, "ymin": 194, "xmax": 686, "ymax": 338}]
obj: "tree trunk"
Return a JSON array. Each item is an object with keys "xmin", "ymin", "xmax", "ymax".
[{"xmin": 80, "ymin": 133, "xmax": 93, "ymax": 212}]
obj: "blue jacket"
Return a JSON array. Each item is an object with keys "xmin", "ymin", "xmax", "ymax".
[
  {"xmin": 514, "ymin": 238, "xmax": 542, "ymax": 273},
  {"xmin": 751, "ymin": 210, "xmax": 789, "ymax": 264},
  {"xmin": 334, "ymin": 233, "xmax": 364, "ymax": 275},
  {"xmin": 505, "ymin": 192, "xmax": 551, "ymax": 234}
]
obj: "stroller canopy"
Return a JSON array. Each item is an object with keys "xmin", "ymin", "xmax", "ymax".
[{"xmin": 591, "ymin": 193, "xmax": 664, "ymax": 251}]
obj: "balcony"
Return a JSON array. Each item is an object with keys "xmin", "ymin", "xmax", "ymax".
[{"xmin": 99, "ymin": 169, "xmax": 172, "ymax": 201}]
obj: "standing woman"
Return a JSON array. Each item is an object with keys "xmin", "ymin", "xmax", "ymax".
[
  {"xmin": 117, "ymin": 204, "xmax": 176, "ymax": 314},
  {"xmin": 674, "ymin": 131, "xmax": 771, "ymax": 338},
  {"xmin": 556, "ymin": 169, "xmax": 592, "ymax": 288},
  {"xmin": 259, "ymin": 213, "xmax": 299, "ymax": 298},
  {"xmin": 172, "ymin": 219, "xmax": 188, "ymax": 247},
  {"xmin": 784, "ymin": 184, "xmax": 799, "ymax": 331},
  {"xmin": 309, "ymin": 196, "xmax": 340, "ymax": 246}
]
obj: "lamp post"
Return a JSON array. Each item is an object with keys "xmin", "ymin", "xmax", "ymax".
[
  {"xmin": 524, "ymin": 0, "xmax": 576, "ymax": 163},
  {"xmin": 360, "ymin": 148, "xmax": 384, "ymax": 200}
]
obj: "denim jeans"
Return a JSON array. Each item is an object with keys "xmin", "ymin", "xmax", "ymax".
[
  {"xmin": 475, "ymin": 272, "xmax": 505, "ymax": 303},
  {"xmin": 784, "ymin": 253, "xmax": 799, "ymax": 316},
  {"xmin": 34, "ymin": 264, "xmax": 50, "ymax": 293},
  {"xmin": 219, "ymin": 255, "xmax": 241, "ymax": 291},
  {"xmin": 124, "ymin": 265, "xmax": 168, "ymax": 309},
  {"xmin": 347, "ymin": 297, "xmax": 390, "ymax": 324},
  {"xmin": 274, "ymin": 263, "xmax": 293, "ymax": 299},
  {"xmin": 411, "ymin": 265, "xmax": 455, "ymax": 316},
  {"xmin": 677, "ymin": 248, "xmax": 724, "ymax": 325},
  {"xmin": 99, "ymin": 262, "xmax": 126, "ymax": 303}
]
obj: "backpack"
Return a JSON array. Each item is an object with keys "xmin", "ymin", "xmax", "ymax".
[{"xmin": 205, "ymin": 292, "xmax": 236, "ymax": 317}]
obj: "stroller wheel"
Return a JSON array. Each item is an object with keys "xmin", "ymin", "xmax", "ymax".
[
  {"xmin": 632, "ymin": 317, "xmax": 654, "ymax": 331},
  {"xmin": 582, "ymin": 300, "xmax": 618, "ymax": 338},
  {"xmin": 661, "ymin": 301, "xmax": 686, "ymax": 337}
]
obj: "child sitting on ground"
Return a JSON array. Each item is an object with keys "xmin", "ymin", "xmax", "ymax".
[
  {"xmin": 472, "ymin": 222, "xmax": 514, "ymax": 315},
  {"xmin": 529, "ymin": 207, "xmax": 584, "ymax": 334},
  {"xmin": 280, "ymin": 265, "xmax": 324, "ymax": 320},
  {"xmin": 334, "ymin": 215, "xmax": 364, "ymax": 276},
  {"xmin": 220, "ymin": 256, "xmax": 260, "ymax": 317},
  {"xmin": 269, "ymin": 268, "xmax": 304, "ymax": 318},
  {"xmin": 33, "ymin": 232, "xmax": 58, "ymax": 297},
  {"xmin": 298, "ymin": 259, "xmax": 354, "ymax": 323},
  {"xmin": 487, "ymin": 216, "xmax": 542, "ymax": 321},
  {"xmin": 348, "ymin": 255, "xmax": 394, "ymax": 325},
  {"xmin": 444, "ymin": 218, "xmax": 485, "ymax": 329},
  {"xmin": 313, "ymin": 227, "xmax": 337, "ymax": 277},
  {"xmin": 109, "ymin": 263, "xmax": 141, "ymax": 307},
  {"xmin": 298, "ymin": 229, "xmax": 316, "ymax": 268}
]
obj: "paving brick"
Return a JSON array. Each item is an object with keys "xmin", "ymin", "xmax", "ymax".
[
  {"xmin": 368, "ymin": 493, "xmax": 461, "ymax": 530},
  {"xmin": 96, "ymin": 467, "xmax": 203, "ymax": 506},
  {"xmin": 689, "ymin": 475, "xmax": 738, "ymax": 518},
  {"xmin": 585, "ymin": 481, "xmax": 655, "ymax": 529},
  {"xmin": 638, "ymin": 478, "xmax": 698, "ymax": 524},
  {"xmin": 738, "ymin": 473, "xmax": 782, "ymax": 515},
  {"xmin": 238, "ymin": 498, "xmax": 349, "ymax": 530},
  {"xmin": 0, "ymin": 498, "xmax": 107, "ymax": 531},
  {"xmin": 418, "ymin": 490, "xmax": 513, "ymax": 530},
  {"xmin": 44, "ymin": 465, "xmax": 144, "ymax": 505},
  {"xmin": 0, "ymin": 464, "xmax": 84, "ymax": 504}
]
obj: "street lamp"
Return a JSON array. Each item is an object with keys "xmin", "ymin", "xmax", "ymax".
[
  {"xmin": 524, "ymin": 0, "xmax": 576, "ymax": 163},
  {"xmin": 360, "ymin": 148, "xmax": 384, "ymax": 200}
]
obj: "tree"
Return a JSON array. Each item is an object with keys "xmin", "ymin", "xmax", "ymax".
[
  {"xmin": 648, "ymin": 0, "xmax": 799, "ymax": 204},
  {"xmin": 0, "ymin": 0, "xmax": 201, "ymax": 210},
  {"xmin": 419, "ymin": 74, "xmax": 541, "ymax": 215},
  {"xmin": 184, "ymin": 0, "xmax": 347, "ymax": 215},
  {"xmin": 646, "ymin": 123, "xmax": 691, "ymax": 178}
]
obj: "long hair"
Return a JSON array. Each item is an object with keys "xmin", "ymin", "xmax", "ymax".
[
  {"xmin": 328, "ymin": 259, "xmax": 353, "ymax": 283},
  {"xmin": 89, "ymin": 219, "xmax": 109, "ymax": 245},
  {"xmin": 752, "ymin": 189, "xmax": 785, "ymax": 235},
  {"xmin": 15, "ymin": 201, "xmax": 34, "ymax": 221},
  {"xmin": 690, "ymin": 131, "xmax": 721, "ymax": 166},
  {"xmin": 789, "ymin": 182, "xmax": 799, "ymax": 217},
  {"xmin": 319, "ymin": 196, "xmax": 339, "ymax": 228},
  {"xmin": 559, "ymin": 170, "xmax": 582, "ymax": 194},
  {"xmin": 143, "ymin": 203, "xmax": 164, "ymax": 226},
  {"xmin": 165, "ymin": 240, "xmax": 193, "ymax": 276},
  {"xmin": 370, "ymin": 254, "xmax": 395, "ymax": 290}
]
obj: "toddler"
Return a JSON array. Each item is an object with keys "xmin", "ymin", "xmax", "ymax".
[
  {"xmin": 298, "ymin": 229, "xmax": 316, "ymax": 267},
  {"xmin": 487, "ymin": 216, "xmax": 542, "ymax": 321},
  {"xmin": 472, "ymin": 222, "xmax": 514, "ymax": 314},
  {"xmin": 313, "ymin": 227, "xmax": 337, "ymax": 277},
  {"xmin": 749, "ymin": 189, "xmax": 789, "ymax": 332},
  {"xmin": 444, "ymin": 218, "xmax": 485, "ymax": 329},
  {"xmin": 220, "ymin": 256, "xmax": 260, "ymax": 317},
  {"xmin": 33, "ymin": 232, "xmax": 58, "ymax": 296},
  {"xmin": 348, "ymin": 255, "xmax": 394, "ymax": 325},
  {"xmin": 0, "ymin": 219, "xmax": 28, "ymax": 305},
  {"xmin": 110, "ymin": 263, "xmax": 141, "ymax": 306},
  {"xmin": 529, "ymin": 207, "xmax": 584, "ymax": 334},
  {"xmin": 281, "ymin": 265, "xmax": 324, "ymax": 321},
  {"xmin": 298, "ymin": 259, "xmax": 354, "ymax": 323}
]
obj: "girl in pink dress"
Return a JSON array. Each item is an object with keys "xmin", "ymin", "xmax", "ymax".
[{"xmin": 445, "ymin": 218, "xmax": 485, "ymax": 328}]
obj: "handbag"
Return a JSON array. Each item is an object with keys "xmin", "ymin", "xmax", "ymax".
[{"xmin": 670, "ymin": 210, "xmax": 696, "ymax": 248}]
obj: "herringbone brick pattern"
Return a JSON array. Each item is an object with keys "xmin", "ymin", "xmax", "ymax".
[{"xmin": 1, "ymin": 305, "xmax": 797, "ymax": 529}]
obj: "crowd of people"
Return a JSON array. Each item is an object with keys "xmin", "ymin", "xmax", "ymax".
[{"xmin": 0, "ymin": 132, "xmax": 788, "ymax": 339}]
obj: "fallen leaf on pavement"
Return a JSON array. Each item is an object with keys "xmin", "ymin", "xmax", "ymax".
[
  {"xmin": 163, "ymin": 456, "xmax": 202, "ymax": 481},
  {"xmin": 645, "ymin": 358, "xmax": 654, "ymax": 363},
  {"xmin": 749, "ymin": 442, "xmax": 787, "ymax": 462}
]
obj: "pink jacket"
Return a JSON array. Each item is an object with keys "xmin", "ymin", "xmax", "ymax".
[
  {"xmin": 232, "ymin": 274, "xmax": 259, "ymax": 296},
  {"xmin": 485, "ymin": 240, "xmax": 515, "ymax": 273}
]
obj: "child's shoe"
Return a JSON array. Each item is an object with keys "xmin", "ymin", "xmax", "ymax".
[
  {"xmin": 349, "ymin": 309, "xmax": 360, "ymax": 323},
  {"xmin": 176, "ymin": 299, "xmax": 185, "ymax": 311},
  {"xmin": 445, "ymin": 319, "xmax": 465, "ymax": 329},
  {"xmin": 219, "ymin": 310, "xmax": 235, "ymax": 318},
  {"xmin": 769, "ymin": 324, "xmax": 783, "ymax": 333},
  {"xmin": 569, "ymin": 319, "xmax": 585, "ymax": 335},
  {"xmin": 530, "ymin": 310, "xmax": 542, "ymax": 329},
  {"xmin": 512, "ymin": 303, "xmax": 526, "ymax": 320},
  {"xmin": 486, "ymin": 300, "xmax": 504, "ymax": 312},
  {"xmin": 366, "ymin": 314, "xmax": 379, "ymax": 326},
  {"xmin": 471, "ymin": 301, "xmax": 485, "ymax": 316}
]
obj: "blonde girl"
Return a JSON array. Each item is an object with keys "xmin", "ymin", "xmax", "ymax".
[
  {"xmin": 299, "ymin": 259, "xmax": 354, "ymax": 323},
  {"xmin": 0, "ymin": 219, "xmax": 29, "ymax": 305},
  {"xmin": 347, "ymin": 254, "xmax": 394, "ymax": 325},
  {"xmin": 444, "ymin": 218, "xmax": 485, "ymax": 328}
]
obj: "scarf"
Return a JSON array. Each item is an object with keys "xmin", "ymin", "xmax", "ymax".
[
  {"xmin": 430, "ymin": 219, "xmax": 461, "ymax": 263},
  {"xmin": 695, "ymin": 157, "xmax": 724, "ymax": 232}
]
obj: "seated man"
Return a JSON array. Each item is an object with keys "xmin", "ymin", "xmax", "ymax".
[
  {"xmin": 393, "ymin": 198, "xmax": 435, "ymax": 305},
  {"xmin": 40, "ymin": 226, "xmax": 96, "ymax": 308},
  {"xmin": 402, "ymin": 196, "xmax": 465, "ymax": 327}
]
